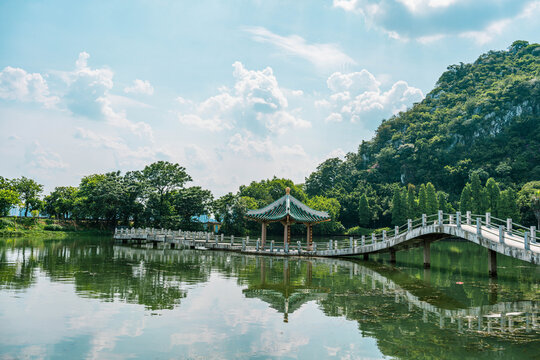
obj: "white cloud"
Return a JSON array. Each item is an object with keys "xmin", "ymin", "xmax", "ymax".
[
  {"xmin": 327, "ymin": 70, "xmax": 380, "ymax": 93},
  {"xmin": 325, "ymin": 112, "xmax": 343, "ymax": 123},
  {"xmin": 227, "ymin": 132, "xmax": 307, "ymax": 158},
  {"xmin": 0, "ymin": 66, "xmax": 59, "ymax": 108},
  {"xmin": 124, "ymin": 79, "xmax": 154, "ymax": 95},
  {"xmin": 320, "ymin": 69, "xmax": 423, "ymax": 125},
  {"xmin": 397, "ymin": 0, "xmax": 459, "ymax": 13},
  {"xmin": 244, "ymin": 26, "xmax": 356, "ymax": 70},
  {"xmin": 63, "ymin": 52, "xmax": 153, "ymax": 138},
  {"xmin": 416, "ymin": 33, "xmax": 446, "ymax": 44},
  {"xmin": 25, "ymin": 141, "xmax": 68, "ymax": 169},
  {"xmin": 176, "ymin": 61, "xmax": 309, "ymax": 135}
]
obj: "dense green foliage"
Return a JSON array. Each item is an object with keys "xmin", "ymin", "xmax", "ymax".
[{"xmin": 304, "ymin": 41, "xmax": 539, "ymax": 229}]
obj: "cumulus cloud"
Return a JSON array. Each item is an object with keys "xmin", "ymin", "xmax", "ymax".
[
  {"xmin": 0, "ymin": 66, "xmax": 59, "ymax": 107},
  {"xmin": 63, "ymin": 52, "xmax": 153, "ymax": 138},
  {"xmin": 227, "ymin": 132, "xmax": 307, "ymax": 158},
  {"xmin": 332, "ymin": 0, "xmax": 533, "ymax": 42},
  {"xmin": 124, "ymin": 79, "xmax": 154, "ymax": 95},
  {"xmin": 176, "ymin": 61, "xmax": 309, "ymax": 135},
  {"xmin": 244, "ymin": 26, "xmax": 356, "ymax": 70},
  {"xmin": 319, "ymin": 70, "xmax": 423, "ymax": 125}
]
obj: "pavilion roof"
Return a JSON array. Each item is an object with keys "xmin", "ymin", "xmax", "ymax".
[{"xmin": 245, "ymin": 191, "xmax": 331, "ymax": 224}]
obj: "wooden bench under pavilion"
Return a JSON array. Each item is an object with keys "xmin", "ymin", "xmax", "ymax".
[{"xmin": 245, "ymin": 187, "xmax": 331, "ymax": 250}]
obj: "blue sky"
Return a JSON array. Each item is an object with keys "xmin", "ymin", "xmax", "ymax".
[{"xmin": 1, "ymin": 0, "xmax": 539, "ymax": 195}]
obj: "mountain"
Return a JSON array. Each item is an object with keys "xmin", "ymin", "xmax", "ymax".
[{"xmin": 304, "ymin": 40, "xmax": 540, "ymax": 227}]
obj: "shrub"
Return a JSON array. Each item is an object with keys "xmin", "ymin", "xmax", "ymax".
[{"xmin": 44, "ymin": 224, "xmax": 64, "ymax": 231}]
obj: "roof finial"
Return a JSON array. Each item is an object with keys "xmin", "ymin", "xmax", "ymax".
[{"xmin": 285, "ymin": 187, "xmax": 291, "ymax": 195}]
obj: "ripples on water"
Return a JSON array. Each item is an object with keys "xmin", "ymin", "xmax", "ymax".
[{"xmin": 0, "ymin": 237, "xmax": 538, "ymax": 359}]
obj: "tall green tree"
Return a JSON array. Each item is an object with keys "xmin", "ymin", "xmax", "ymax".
[
  {"xmin": 44, "ymin": 186, "xmax": 79, "ymax": 219},
  {"xmin": 358, "ymin": 194, "xmax": 371, "ymax": 227},
  {"xmin": 141, "ymin": 161, "xmax": 192, "ymax": 227},
  {"xmin": 498, "ymin": 189, "xmax": 520, "ymax": 221},
  {"xmin": 417, "ymin": 184, "xmax": 427, "ymax": 216},
  {"xmin": 14, "ymin": 176, "xmax": 43, "ymax": 217},
  {"xmin": 391, "ymin": 187, "xmax": 407, "ymax": 226},
  {"xmin": 460, "ymin": 185, "xmax": 473, "ymax": 213},
  {"xmin": 484, "ymin": 178, "xmax": 500, "ymax": 217},
  {"xmin": 406, "ymin": 184, "xmax": 417, "ymax": 220},
  {"xmin": 174, "ymin": 186, "xmax": 214, "ymax": 229},
  {"xmin": 425, "ymin": 182, "xmax": 439, "ymax": 215}
]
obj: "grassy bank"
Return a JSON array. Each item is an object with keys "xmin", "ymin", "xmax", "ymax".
[{"xmin": 0, "ymin": 217, "xmax": 113, "ymax": 239}]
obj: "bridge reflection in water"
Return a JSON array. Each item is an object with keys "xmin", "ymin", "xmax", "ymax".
[{"xmin": 113, "ymin": 244, "xmax": 539, "ymax": 337}]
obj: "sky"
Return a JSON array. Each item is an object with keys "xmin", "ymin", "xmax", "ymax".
[{"xmin": 1, "ymin": 0, "xmax": 539, "ymax": 196}]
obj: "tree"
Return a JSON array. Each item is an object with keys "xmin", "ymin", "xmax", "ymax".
[
  {"xmin": 517, "ymin": 181, "xmax": 540, "ymax": 227},
  {"xmin": 174, "ymin": 186, "xmax": 214, "ymax": 229},
  {"xmin": 532, "ymin": 191, "xmax": 540, "ymax": 229},
  {"xmin": 460, "ymin": 185, "xmax": 473, "ymax": 213},
  {"xmin": 498, "ymin": 189, "xmax": 520, "ymax": 221},
  {"xmin": 14, "ymin": 177, "xmax": 43, "ymax": 217},
  {"xmin": 391, "ymin": 188, "xmax": 406, "ymax": 226},
  {"xmin": 141, "ymin": 161, "xmax": 192, "ymax": 227},
  {"xmin": 484, "ymin": 178, "xmax": 500, "ymax": 217},
  {"xmin": 0, "ymin": 189, "xmax": 19, "ymax": 216},
  {"xmin": 358, "ymin": 194, "xmax": 370, "ymax": 227},
  {"xmin": 417, "ymin": 184, "xmax": 427, "ymax": 216},
  {"xmin": 406, "ymin": 184, "xmax": 417, "ymax": 220},
  {"xmin": 469, "ymin": 173, "xmax": 485, "ymax": 214},
  {"xmin": 425, "ymin": 182, "xmax": 438, "ymax": 215},
  {"xmin": 306, "ymin": 196, "xmax": 344, "ymax": 235},
  {"xmin": 44, "ymin": 186, "xmax": 79, "ymax": 219}
]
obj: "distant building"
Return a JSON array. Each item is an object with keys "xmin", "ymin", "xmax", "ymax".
[{"xmin": 192, "ymin": 214, "xmax": 221, "ymax": 233}]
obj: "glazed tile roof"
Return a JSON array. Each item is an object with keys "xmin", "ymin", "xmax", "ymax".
[{"xmin": 246, "ymin": 194, "xmax": 330, "ymax": 223}]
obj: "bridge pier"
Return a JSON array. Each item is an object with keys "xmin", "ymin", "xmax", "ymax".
[
  {"xmin": 488, "ymin": 249, "xmax": 497, "ymax": 277},
  {"xmin": 423, "ymin": 241, "xmax": 431, "ymax": 268},
  {"xmin": 363, "ymin": 253, "xmax": 369, "ymax": 261},
  {"xmin": 390, "ymin": 248, "xmax": 396, "ymax": 264}
]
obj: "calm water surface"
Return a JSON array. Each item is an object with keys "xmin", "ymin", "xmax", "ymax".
[{"xmin": 0, "ymin": 236, "xmax": 539, "ymax": 359}]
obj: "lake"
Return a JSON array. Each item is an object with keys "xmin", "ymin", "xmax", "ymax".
[{"xmin": 0, "ymin": 236, "xmax": 538, "ymax": 359}]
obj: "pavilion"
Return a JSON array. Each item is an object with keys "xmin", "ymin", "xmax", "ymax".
[{"xmin": 245, "ymin": 187, "xmax": 331, "ymax": 250}]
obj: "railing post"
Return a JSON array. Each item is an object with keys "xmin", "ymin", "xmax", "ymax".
[
  {"xmin": 408, "ymin": 219, "xmax": 412, "ymax": 232},
  {"xmin": 466, "ymin": 211, "xmax": 471, "ymax": 225},
  {"xmin": 507, "ymin": 219, "xmax": 512, "ymax": 235},
  {"xmin": 285, "ymin": 242, "xmax": 289, "ymax": 253},
  {"xmin": 531, "ymin": 226, "xmax": 536, "ymax": 243},
  {"xmin": 256, "ymin": 239, "xmax": 260, "ymax": 251},
  {"xmin": 394, "ymin": 226, "xmax": 399, "ymax": 238},
  {"xmin": 206, "ymin": 233, "xmax": 209, "ymax": 244},
  {"xmin": 476, "ymin": 218, "xmax": 481, "ymax": 236},
  {"xmin": 499, "ymin": 225, "xmax": 504, "ymax": 244},
  {"xmin": 215, "ymin": 235, "xmax": 218, "ymax": 245},
  {"xmin": 438, "ymin": 210, "xmax": 443, "ymax": 225},
  {"xmin": 486, "ymin": 212, "xmax": 491, "ymax": 227},
  {"xmin": 382, "ymin": 230, "xmax": 387, "ymax": 242},
  {"xmin": 221, "ymin": 234, "xmax": 224, "ymax": 243},
  {"xmin": 349, "ymin": 237, "xmax": 353, "ymax": 248},
  {"xmin": 329, "ymin": 240, "xmax": 332, "ymax": 250},
  {"xmin": 242, "ymin": 238, "xmax": 246, "ymax": 251},
  {"xmin": 297, "ymin": 241, "xmax": 301, "ymax": 253},
  {"xmin": 246, "ymin": 236, "xmax": 250, "ymax": 245},
  {"xmin": 422, "ymin": 214, "xmax": 427, "ymax": 227},
  {"xmin": 372, "ymin": 233, "xmax": 376, "ymax": 244},
  {"xmin": 361, "ymin": 235, "xmax": 365, "ymax": 246},
  {"xmin": 270, "ymin": 240, "xmax": 274, "ymax": 252},
  {"xmin": 524, "ymin": 232, "xmax": 530, "ymax": 250},
  {"xmin": 456, "ymin": 212, "xmax": 461, "ymax": 229},
  {"xmin": 313, "ymin": 242, "xmax": 317, "ymax": 252},
  {"xmin": 230, "ymin": 235, "xmax": 234, "ymax": 246}
]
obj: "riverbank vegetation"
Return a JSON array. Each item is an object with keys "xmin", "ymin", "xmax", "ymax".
[{"xmin": 1, "ymin": 41, "xmax": 539, "ymax": 237}]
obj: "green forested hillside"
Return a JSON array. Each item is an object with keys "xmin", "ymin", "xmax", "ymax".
[{"xmin": 304, "ymin": 40, "xmax": 540, "ymax": 228}]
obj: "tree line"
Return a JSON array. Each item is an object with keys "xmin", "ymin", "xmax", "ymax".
[{"xmin": 1, "ymin": 162, "xmax": 539, "ymax": 235}]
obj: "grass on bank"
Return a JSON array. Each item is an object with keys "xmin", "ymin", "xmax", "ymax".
[{"xmin": 0, "ymin": 217, "xmax": 112, "ymax": 238}]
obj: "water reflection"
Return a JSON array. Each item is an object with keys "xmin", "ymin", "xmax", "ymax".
[{"xmin": 0, "ymin": 238, "xmax": 539, "ymax": 359}]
